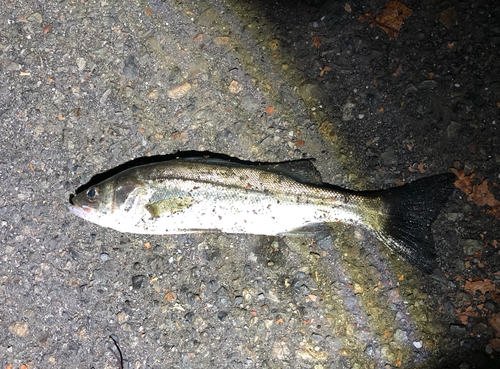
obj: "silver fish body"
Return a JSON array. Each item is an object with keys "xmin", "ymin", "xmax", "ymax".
[
  {"xmin": 68, "ymin": 157, "xmax": 455, "ymax": 273},
  {"xmin": 68, "ymin": 158, "xmax": 376, "ymax": 235}
]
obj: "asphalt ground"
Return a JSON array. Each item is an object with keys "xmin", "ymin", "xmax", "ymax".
[{"xmin": 1, "ymin": 1, "xmax": 499, "ymax": 368}]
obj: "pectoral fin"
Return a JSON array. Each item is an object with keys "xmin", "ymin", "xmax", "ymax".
[{"xmin": 145, "ymin": 196, "xmax": 195, "ymax": 218}]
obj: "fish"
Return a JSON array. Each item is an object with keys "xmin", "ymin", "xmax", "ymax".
[{"xmin": 68, "ymin": 157, "xmax": 456, "ymax": 273}]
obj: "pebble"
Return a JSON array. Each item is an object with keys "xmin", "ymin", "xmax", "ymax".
[
  {"xmin": 234, "ymin": 296, "xmax": 243, "ymax": 305},
  {"xmin": 218, "ymin": 311, "xmax": 228, "ymax": 321},
  {"xmin": 317, "ymin": 235, "xmax": 334, "ymax": 250},
  {"xmin": 413, "ymin": 341, "xmax": 422, "ymax": 349},
  {"xmin": 312, "ymin": 333, "xmax": 323, "ymax": 342},
  {"xmin": 365, "ymin": 345, "xmax": 374, "ymax": 356},
  {"xmin": 216, "ymin": 286, "xmax": 231, "ymax": 308},
  {"xmin": 394, "ymin": 329, "xmax": 407, "ymax": 341},
  {"xmin": 68, "ymin": 248, "xmax": 79, "ymax": 261},
  {"xmin": 132, "ymin": 275, "xmax": 148, "ymax": 289},
  {"xmin": 9, "ymin": 321, "xmax": 29, "ymax": 337},
  {"xmin": 449, "ymin": 323, "xmax": 467, "ymax": 335},
  {"xmin": 76, "ymin": 57, "xmax": 86, "ymax": 71},
  {"xmin": 27, "ymin": 12, "xmax": 43, "ymax": 23},
  {"xmin": 184, "ymin": 311, "xmax": 195, "ymax": 324},
  {"xmin": 272, "ymin": 338, "xmax": 290, "ymax": 360},
  {"xmin": 164, "ymin": 291, "xmax": 177, "ymax": 302},
  {"xmin": 462, "ymin": 239, "xmax": 483, "ymax": 255},
  {"xmin": 293, "ymin": 281, "xmax": 310, "ymax": 295},
  {"xmin": 419, "ymin": 80, "xmax": 438, "ymax": 90},
  {"xmin": 123, "ymin": 55, "xmax": 139, "ymax": 79},
  {"xmin": 381, "ymin": 145, "xmax": 398, "ymax": 166},
  {"xmin": 100, "ymin": 253, "xmax": 109, "ymax": 261},
  {"xmin": 6, "ymin": 62, "xmax": 21, "ymax": 71},
  {"xmin": 167, "ymin": 82, "xmax": 191, "ymax": 99}
]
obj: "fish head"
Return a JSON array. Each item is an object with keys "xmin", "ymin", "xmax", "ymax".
[
  {"xmin": 67, "ymin": 178, "xmax": 116, "ymax": 226},
  {"xmin": 68, "ymin": 173, "xmax": 148, "ymax": 231}
]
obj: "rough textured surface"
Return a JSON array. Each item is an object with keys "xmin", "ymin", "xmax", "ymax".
[{"xmin": 1, "ymin": 0, "xmax": 499, "ymax": 368}]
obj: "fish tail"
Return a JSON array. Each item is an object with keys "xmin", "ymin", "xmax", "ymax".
[{"xmin": 366, "ymin": 173, "xmax": 456, "ymax": 274}]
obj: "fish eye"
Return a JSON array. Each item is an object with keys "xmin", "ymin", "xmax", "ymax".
[{"xmin": 87, "ymin": 187, "xmax": 99, "ymax": 203}]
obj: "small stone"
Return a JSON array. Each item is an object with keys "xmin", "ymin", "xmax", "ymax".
[
  {"xmin": 296, "ymin": 349, "xmax": 313, "ymax": 360},
  {"xmin": 353, "ymin": 283, "xmax": 363, "ymax": 294},
  {"xmin": 293, "ymin": 281, "xmax": 309, "ymax": 295},
  {"xmin": 167, "ymin": 82, "xmax": 191, "ymax": 99},
  {"xmin": 214, "ymin": 36, "xmax": 230, "ymax": 45},
  {"xmin": 449, "ymin": 323, "xmax": 467, "ymax": 335},
  {"xmin": 100, "ymin": 253, "xmax": 109, "ymax": 261},
  {"xmin": 125, "ymin": 86, "xmax": 134, "ymax": 98},
  {"xmin": 218, "ymin": 311, "xmax": 228, "ymax": 321},
  {"xmin": 317, "ymin": 235, "xmax": 334, "ymax": 250},
  {"xmin": 148, "ymin": 89, "xmax": 159, "ymax": 99},
  {"xmin": 229, "ymin": 80, "xmax": 242, "ymax": 93},
  {"xmin": 6, "ymin": 62, "xmax": 22, "ymax": 71},
  {"xmin": 268, "ymin": 39, "xmax": 279, "ymax": 50},
  {"xmin": 312, "ymin": 333, "xmax": 323, "ymax": 342},
  {"xmin": 132, "ymin": 275, "xmax": 148, "ymax": 289},
  {"xmin": 234, "ymin": 296, "xmax": 243, "ymax": 305},
  {"xmin": 76, "ymin": 57, "xmax": 86, "ymax": 71},
  {"xmin": 341, "ymin": 101, "xmax": 356, "ymax": 121},
  {"xmin": 413, "ymin": 341, "xmax": 422, "ymax": 349},
  {"xmin": 172, "ymin": 131, "xmax": 189, "ymax": 143},
  {"xmin": 37, "ymin": 331, "xmax": 49, "ymax": 344},
  {"xmin": 164, "ymin": 291, "xmax": 177, "ymax": 302},
  {"xmin": 381, "ymin": 145, "xmax": 398, "ymax": 166},
  {"xmin": 394, "ymin": 329, "xmax": 407, "ymax": 341},
  {"xmin": 272, "ymin": 338, "xmax": 290, "ymax": 360},
  {"xmin": 93, "ymin": 269, "xmax": 105, "ymax": 282},
  {"xmin": 418, "ymin": 80, "xmax": 438, "ymax": 90},
  {"xmin": 184, "ymin": 311, "xmax": 195, "ymax": 323},
  {"xmin": 123, "ymin": 55, "xmax": 139, "ymax": 79},
  {"xmin": 9, "ymin": 321, "xmax": 29, "ymax": 337},
  {"xmin": 462, "ymin": 239, "xmax": 483, "ymax": 255},
  {"xmin": 365, "ymin": 345, "xmax": 374, "ymax": 356},
  {"xmin": 216, "ymin": 286, "xmax": 231, "ymax": 308},
  {"xmin": 27, "ymin": 12, "xmax": 42, "ymax": 23},
  {"xmin": 116, "ymin": 312, "xmax": 129, "ymax": 324}
]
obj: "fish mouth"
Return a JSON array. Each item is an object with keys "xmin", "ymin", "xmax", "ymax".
[
  {"xmin": 67, "ymin": 203, "xmax": 84, "ymax": 218},
  {"xmin": 67, "ymin": 196, "xmax": 91, "ymax": 219}
]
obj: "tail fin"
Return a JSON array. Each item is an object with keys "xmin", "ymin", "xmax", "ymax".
[{"xmin": 368, "ymin": 173, "xmax": 456, "ymax": 274}]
